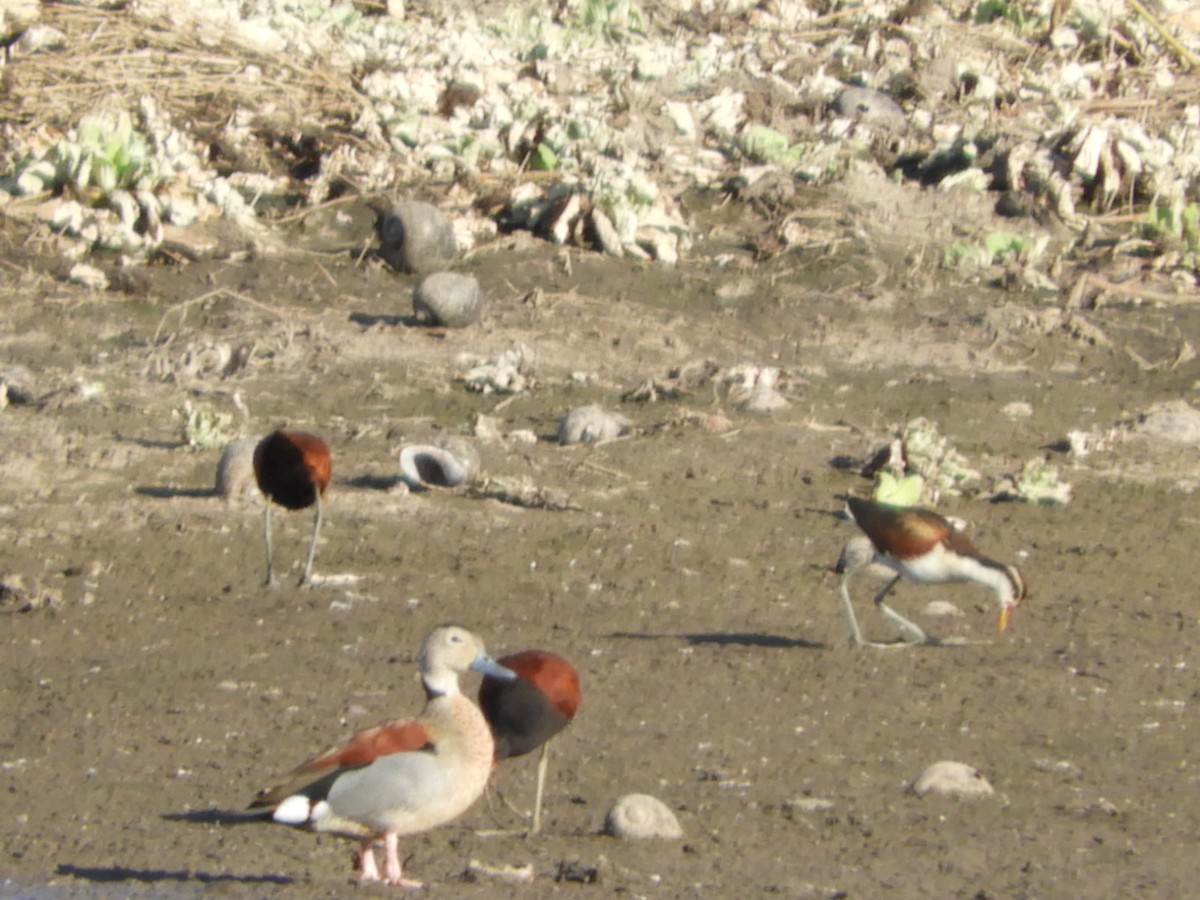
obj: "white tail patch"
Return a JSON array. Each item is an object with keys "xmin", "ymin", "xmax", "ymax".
[{"xmin": 272, "ymin": 795, "xmax": 314, "ymax": 825}]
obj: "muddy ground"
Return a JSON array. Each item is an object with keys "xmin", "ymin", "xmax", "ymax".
[{"xmin": 2, "ymin": 173, "xmax": 1200, "ymax": 899}]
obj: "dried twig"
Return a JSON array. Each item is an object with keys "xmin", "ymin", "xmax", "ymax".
[
  {"xmin": 1125, "ymin": 0, "xmax": 1200, "ymax": 70},
  {"xmin": 152, "ymin": 288, "xmax": 287, "ymax": 344}
]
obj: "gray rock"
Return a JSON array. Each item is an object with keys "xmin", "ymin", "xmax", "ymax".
[
  {"xmin": 910, "ymin": 761, "xmax": 994, "ymax": 798},
  {"xmin": 558, "ymin": 405, "xmax": 629, "ymax": 445},
  {"xmin": 1136, "ymin": 400, "xmax": 1200, "ymax": 445},
  {"xmin": 412, "ymin": 272, "xmax": 483, "ymax": 328},
  {"xmin": 377, "ymin": 201, "xmax": 456, "ymax": 273}
]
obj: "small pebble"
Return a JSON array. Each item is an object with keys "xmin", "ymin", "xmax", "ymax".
[
  {"xmin": 829, "ymin": 87, "xmax": 907, "ymax": 133},
  {"xmin": 67, "ymin": 262, "xmax": 109, "ymax": 290},
  {"xmin": 1002, "ymin": 401, "xmax": 1034, "ymax": 419},
  {"xmin": 922, "ymin": 600, "xmax": 964, "ymax": 618},
  {"xmin": 604, "ymin": 793, "xmax": 683, "ymax": 839},
  {"xmin": 910, "ymin": 761, "xmax": 994, "ymax": 798},
  {"xmin": 558, "ymin": 405, "xmax": 630, "ymax": 445},
  {"xmin": 215, "ymin": 436, "xmax": 262, "ymax": 500},
  {"xmin": 412, "ymin": 272, "xmax": 483, "ymax": 328},
  {"xmin": 377, "ymin": 201, "xmax": 456, "ymax": 273},
  {"xmin": 0, "ymin": 364, "xmax": 37, "ymax": 406},
  {"xmin": 783, "ymin": 796, "xmax": 835, "ymax": 814},
  {"xmin": 466, "ymin": 860, "xmax": 534, "ymax": 884}
]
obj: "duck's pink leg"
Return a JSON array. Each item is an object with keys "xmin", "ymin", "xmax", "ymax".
[
  {"xmin": 383, "ymin": 832, "xmax": 424, "ymax": 888},
  {"xmin": 358, "ymin": 839, "xmax": 381, "ymax": 882}
]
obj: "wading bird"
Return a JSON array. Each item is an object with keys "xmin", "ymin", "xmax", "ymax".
[
  {"xmin": 837, "ymin": 496, "xmax": 1027, "ymax": 647},
  {"xmin": 253, "ymin": 429, "xmax": 331, "ymax": 587},
  {"xmin": 478, "ymin": 649, "xmax": 580, "ymax": 834}
]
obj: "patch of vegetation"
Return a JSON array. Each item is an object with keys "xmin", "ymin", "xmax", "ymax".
[
  {"xmin": 943, "ymin": 230, "xmax": 1049, "ymax": 269},
  {"xmin": 1144, "ymin": 199, "xmax": 1200, "ymax": 271}
]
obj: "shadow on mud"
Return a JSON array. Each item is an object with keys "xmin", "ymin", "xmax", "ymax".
[
  {"xmin": 610, "ymin": 631, "xmax": 824, "ymax": 650},
  {"xmin": 56, "ymin": 863, "xmax": 293, "ymax": 886},
  {"xmin": 134, "ymin": 486, "xmax": 218, "ymax": 499}
]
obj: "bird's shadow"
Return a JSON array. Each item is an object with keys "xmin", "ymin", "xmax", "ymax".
[
  {"xmin": 56, "ymin": 863, "xmax": 293, "ymax": 886},
  {"xmin": 349, "ymin": 311, "xmax": 441, "ymax": 330},
  {"xmin": 134, "ymin": 486, "xmax": 218, "ymax": 499},
  {"xmin": 348, "ymin": 311, "xmax": 408, "ymax": 328},
  {"xmin": 119, "ymin": 435, "xmax": 182, "ymax": 451},
  {"xmin": 71, "ymin": 809, "xmax": 300, "ymax": 886},
  {"xmin": 609, "ymin": 631, "xmax": 824, "ymax": 650},
  {"xmin": 162, "ymin": 808, "xmax": 263, "ymax": 826},
  {"xmin": 345, "ymin": 473, "xmax": 403, "ymax": 491}
]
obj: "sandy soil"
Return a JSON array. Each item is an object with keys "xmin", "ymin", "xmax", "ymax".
[{"xmin": 2, "ymin": 178, "xmax": 1200, "ymax": 899}]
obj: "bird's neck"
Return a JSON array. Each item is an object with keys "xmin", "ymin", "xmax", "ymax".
[
  {"xmin": 422, "ymin": 670, "xmax": 462, "ymax": 700},
  {"xmin": 948, "ymin": 552, "xmax": 1019, "ymax": 604}
]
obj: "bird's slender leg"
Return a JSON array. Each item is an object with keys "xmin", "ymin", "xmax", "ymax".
[
  {"xmin": 299, "ymin": 490, "xmax": 323, "ymax": 587},
  {"xmin": 486, "ymin": 780, "xmax": 532, "ymax": 829},
  {"xmin": 358, "ymin": 839, "xmax": 381, "ymax": 882},
  {"xmin": 837, "ymin": 573, "xmax": 868, "ymax": 647},
  {"xmin": 531, "ymin": 740, "xmax": 552, "ymax": 835},
  {"xmin": 383, "ymin": 832, "xmax": 423, "ymax": 889},
  {"xmin": 840, "ymin": 573, "xmax": 923, "ymax": 649},
  {"xmin": 872, "ymin": 575, "xmax": 930, "ymax": 645},
  {"xmin": 262, "ymin": 503, "xmax": 278, "ymax": 588}
]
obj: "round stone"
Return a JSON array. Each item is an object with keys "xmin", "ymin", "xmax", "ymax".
[
  {"xmin": 412, "ymin": 272, "xmax": 483, "ymax": 328},
  {"xmin": 377, "ymin": 201, "xmax": 456, "ymax": 274}
]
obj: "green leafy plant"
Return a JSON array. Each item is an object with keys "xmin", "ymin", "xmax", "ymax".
[
  {"xmin": 974, "ymin": 0, "xmax": 1043, "ymax": 33},
  {"xmin": 872, "ymin": 472, "xmax": 925, "ymax": 507},
  {"xmin": 943, "ymin": 230, "xmax": 1048, "ymax": 269},
  {"xmin": 177, "ymin": 403, "xmax": 233, "ymax": 452},
  {"xmin": 739, "ymin": 125, "xmax": 803, "ymax": 167},
  {"xmin": 577, "ymin": 0, "xmax": 646, "ymax": 42},
  {"xmin": 55, "ymin": 112, "xmax": 152, "ymax": 196},
  {"xmin": 1144, "ymin": 199, "xmax": 1200, "ymax": 270}
]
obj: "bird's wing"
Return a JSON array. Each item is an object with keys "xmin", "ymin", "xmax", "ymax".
[
  {"xmin": 249, "ymin": 718, "xmax": 433, "ymax": 809},
  {"xmin": 887, "ymin": 508, "xmax": 956, "ymax": 555},
  {"xmin": 936, "ymin": 519, "xmax": 983, "ymax": 558},
  {"xmin": 849, "ymin": 498, "xmax": 958, "ymax": 558}
]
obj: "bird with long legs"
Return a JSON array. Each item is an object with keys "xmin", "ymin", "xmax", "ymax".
[
  {"xmin": 478, "ymin": 649, "xmax": 580, "ymax": 835},
  {"xmin": 252, "ymin": 429, "xmax": 331, "ymax": 587},
  {"xmin": 246, "ymin": 624, "xmax": 516, "ymax": 887},
  {"xmin": 837, "ymin": 495, "xmax": 1027, "ymax": 647}
]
